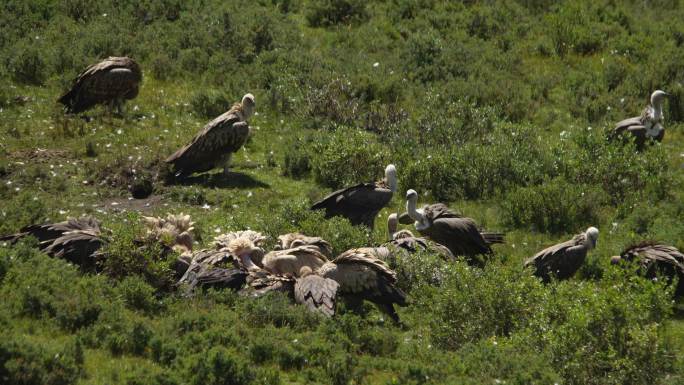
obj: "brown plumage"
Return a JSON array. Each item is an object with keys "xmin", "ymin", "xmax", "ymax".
[
  {"xmin": 385, "ymin": 213, "xmax": 455, "ymax": 261},
  {"xmin": 261, "ymin": 245, "xmax": 329, "ymax": 277},
  {"xmin": 58, "ymin": 56, "xmax": 142, "ymax": 114},
  {"xmin": 404, "ymin": 191, "xmax": 504, "ymax": 267},
  {"xmin": 0, "ymin": 216, "xmax": 105, "ymax": 270},
  {"xmin": 612, "ymin": 241, "xmax": 684, "ymax": 296},
  {"xmin": 311, "ymin": 164, "xmax": 397, "ymax": 228},
  {"xmin": 165, "ymin": 93, "xmax": 255, "ymax": 178},
  {"xmin": 275, "ymin": 233, "xmax": 333, "ymax": 258},
  {"xmin": 609, "ymin": 90, "xmax": 669, "ymax": 150},
  {"xmin": 294, "ymin": 268, "xmax": 339, "ymax": 317},
  {"xmin": 318, "ymin": 248, "xmax": 407, "ymax": 323},
  {"xmin": 524, "ymin": 227, "xmax": 599, "ymax": 282}
]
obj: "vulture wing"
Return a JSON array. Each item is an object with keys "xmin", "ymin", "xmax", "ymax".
[
  {"xmin": 186, "ymin": 267, "xmax": 248, "ymax": 293},
  {"xmin": 423, "ymin": 203, "xmax": 463, "ymax": 220},
  {"xmin": 42, "ymin": 230, "xmax": 105, "ymax": 270},
  {"xmin": 166, "ymin": 113, "xmax": 250, "ymax": 178},
  {"xmin": 427, "ymin": 217, "xmax": 491, "ymax": 263},
  {"xmin": 311, "ymin": 183, "xmax": 393, "ymax": 227},
  {"xmin": 58, "ymin": 57, "xmax": 142, "ymax": 113},
  {"xmin": 241, "ymin": 271, "xmax": 295, "ymax": 298},
  {"xmin": 213, "ymin": 230, "xmax": 268, "ymax": 249},
  {"xmin": 525, "ymin": 234, "xmax": 586, "ymax": 282},
  {"xmin": 294, "ymin": 275, "xmax": 339, "ymax": 317}
]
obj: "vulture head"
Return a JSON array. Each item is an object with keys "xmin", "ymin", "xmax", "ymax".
[
  {"xmin": 228, "ymin": 237, "xmax": 262, "ymax": 271},
  {"xmin": 610, "ymin": 255, "xmax": 622, "ymax": 265},
  {"xmin": 384, "ymin": 164, "xmax": 398, "ymax": 192},
  {"xmin": 584, "ymin": 227, "xmax": 599, "ymax": 249},
  {"xmin": 241, "ymin": 93, "xmax": 256, "ymax": 120},
  {"xmin": 650, "ymin": 90, "xmax": 669, "ymax": 107},
  {"xmin": 405, "ymin": 189, "xmax": 428, "ymax": 231}
]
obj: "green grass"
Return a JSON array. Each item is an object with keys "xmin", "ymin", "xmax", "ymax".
[{"xmin": 1, "ymin": 0, "xmax": 684, "ymax": 384}]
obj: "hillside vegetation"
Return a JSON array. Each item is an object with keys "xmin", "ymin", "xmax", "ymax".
[{"xmin": 1, "ymin": 0, "xmax": 683, "ymax": 384}]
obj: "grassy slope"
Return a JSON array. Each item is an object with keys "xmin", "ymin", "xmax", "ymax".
[{"xmin": 1, "ymin": 1, "xmax": 684, "ymax": 384}]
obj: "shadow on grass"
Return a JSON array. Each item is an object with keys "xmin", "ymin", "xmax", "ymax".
[{"xmin": 172, "ymin": 171, "xmax": 270, "ymax": 189}]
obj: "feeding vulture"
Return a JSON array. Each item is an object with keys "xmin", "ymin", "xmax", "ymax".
[
  {"xmin": 178, "ymin": 230, "xmax": 267, "ymax": 288},
  {"xmin": 383, "ymin": 213, "xmax": 455, "ymax": 261},
  {"xmin": 275, "ymin": 232, "xmax": 333, "ymax": 258},
  {"xmin": 261, "ymin": 245, "xmax": 329, "ymax": 277},
  {"xmin": 165, "ymin": 93, "xmax": 255, "ymax": 179},
  {"xmin": 311, "ymin": 164, "xmax": 397, "ymax": 228},
  {"xmin": 58, "ymin": 56, "xmax": 142, "ymax": 114},
  {"xmin": 0, "ymin": 216, "xmax": 105, "ymax": 270},
  {"xmin": 609, "ymin": 90, "xmax": 669, "ymax": 150},
  {"xmin": 611, "ymin": 241, "xmax": 684, "ymax": 296},
  {"xmin": 524, "ymin": 227, "xmax": 599, "ymax": 282},
  {"xmin": 316, "ymin": 248, "xmax": 407, "ymax": 323},
  {"xmin": 403, "ymin": 190, "xmax": 504, "ymax": 267}
]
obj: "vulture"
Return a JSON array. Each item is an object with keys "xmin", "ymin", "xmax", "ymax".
[
  {"xmin": 403, "ymin": 190, "xmax": 504, "ymax": 267},
  {"xmin": 384, "ymin": 213, "xmax": 455, "ymax": 261},
  {"xmin": 261, "ymin": 245, "xmax": 329, "ymax": 277},
  {"xmin": 0, "ymin": 216, "xmax": 105, "ymax": 270},
  {"xmin": 316, "ymin": 248, "xmax": 407, "ymax": 323},
  {"xmin": 611, "ymin": 241, "xmax": 684, "ymax": 296},
  {"xmin": 275, "ymin": 232, "xmax": 333, "ymax": 258},
  {"xmin": 58, "ymin": 56, "xmax": 142, "ymax": 114},
  {"xmin": 165, "ymin": 93, "xmax": 255, "ymax": 178},
  {"xmin": 178, "ymin": 230, "xmax": 267, "ymax": 288},
  {"xmin": 311, "ymin": 164, "xmax": 397, "ymax": 228},
  {"xmin": 610, "ymin": 90, "xmax": 669, "ymax": 150},
  {"xmin": 524, "ymin": 227, "xmax": 599, "ymax": 282}
]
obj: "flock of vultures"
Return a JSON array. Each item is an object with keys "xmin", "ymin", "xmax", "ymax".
[{"xmin": 2, "ymin": 56, "xmax": 683, "ymax": 323}]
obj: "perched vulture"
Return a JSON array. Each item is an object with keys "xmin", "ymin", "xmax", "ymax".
[
  {"xmin": 0, "ymin": 216, "xmax": 105, "ymax": 270},
  {"xmin": 311, "ymin": 164, "xmax": 397, "ymax": 228},
  {"xmin": 165, "ymin": 93, "xmax": 255, "ymax": 178},
  {"xmin": 611, "ymin": 241, "xmax": 684, "ymax": 296},
  {"xmin": 383, "ymin": 213, "xmax": 455, "ymax": 261},
  {"xmin": 261, "ymin": 245, "xmax": 329, "ymax": 277},
  {"xmin": 275, "ymin": 232, "xmax": 333, "ymax": 258},
  {"xmin": 610, "ymin": 90, "xmax": 669, "ymax": 150},
  {"xmin": 524, "ymin": 227, "xmax": 599, "ymax": 282},
  {"xmin": 58, "ymin": 56, "xmax": 142, "ymax": 114},
  {"xmin": 403, "ymin": 190, "xmax": 504, "ymax": 267}
]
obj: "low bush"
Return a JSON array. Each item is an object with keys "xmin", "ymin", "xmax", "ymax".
[
  {"xmin": 0, "ymin": 334, "xmax": 84, "ymax": 385},
  {"xmin": 500, "ymin": 177, "xmax": 608, "ymax": 233},
  {"xmin": 305, "ymin": 0, "xmax": 368, "ymax": 27}
]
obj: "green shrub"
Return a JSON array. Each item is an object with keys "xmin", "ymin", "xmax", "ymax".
[
  {"xmin": 189, "ymin": 89, "xmax": 233, "ymax": 119},
  {"xmin": 0, "ymin": 335, "xmax": 84, "ymax": 385},
  {"xmin": 185, "ymin": 347, "xmax": 254, "ymax": 385},
  {"xmin": 309, "ymin": 127, "xmax": 391, "ymax": 189},
  {"xmin": 115, "ymin": 275, "xmax": 163, "ymax": 314},
  {"xmin": 305, "ymin": 0, "xmax": 368, "ymax": 27},
  {"xmin": 500, "ymin": 177, "xmax": 608, "ymax": 233},
  {"xmin": 0, "ymin": 245, "xmax": 109, "ymax": 331}
]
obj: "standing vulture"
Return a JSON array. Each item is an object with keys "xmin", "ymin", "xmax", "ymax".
[
  {"xmin": 403, "ymin": 190, "xmax": 504, "ymax": 267},
  {"xmin": 611, "ymin": 242, "xmax": 684, "ymax": 296},
  {"xmin": 165, "ymin": 93, "xmax": 255, "ymax": 178},
  {"xmin": 0, "ymin": 216, "xmax": 105, "ymax": 270},
  {"xmin": 610, "ymin": 90, "xmax": 669, "ymax": 150},
  {"xmin": 524, "ymin": 227, "xmax": 599, "ymax": 282},
  {"xmin": 58, "ymin": 56, "xmax": 142, "ymax": 114},
  {"xmin": 311, "ymin": 164, "xmax": 397, "ymax": 228},
  {"xmin": 384, "ymin": 213, "xmax": 455, "ymax": 261}
]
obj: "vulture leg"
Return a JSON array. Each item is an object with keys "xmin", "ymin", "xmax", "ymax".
[
  {"xmin": 223, "ymin": 153, "xmax": 233, "ymax": 176},
  {"xmin": 375, "ymin": 302, "xmax": 400, "ymax": 324}
]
